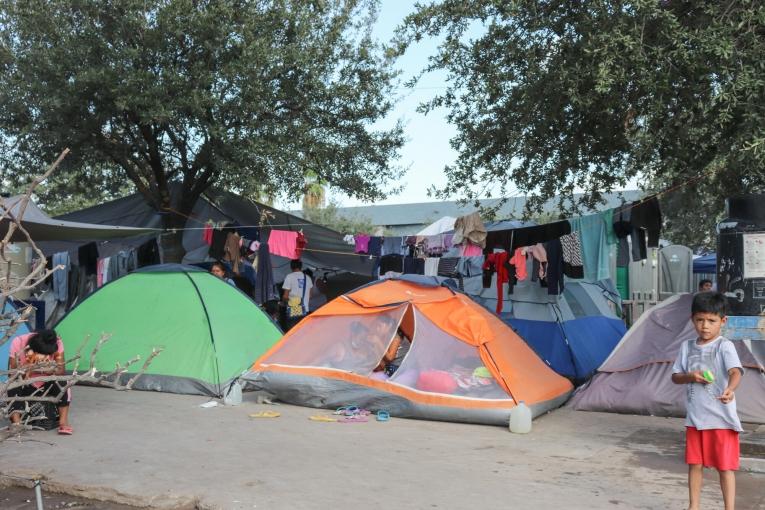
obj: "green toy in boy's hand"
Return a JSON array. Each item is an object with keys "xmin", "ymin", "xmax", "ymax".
[{"xmin": 702, "ymin": 370, "xmax": 715, "ymax": 383}]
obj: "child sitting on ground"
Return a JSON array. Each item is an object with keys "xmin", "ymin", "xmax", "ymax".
[
  {"xmin": 671, "ymin": 292, "xmax": 742, "ymax": 510},
  {"xmin": 7, "ymin": 329, "xmax": 73, "ymax": 435}
]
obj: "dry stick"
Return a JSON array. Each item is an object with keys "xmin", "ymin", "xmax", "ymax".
[
  {"xmin": 0, "ymin": 149, "xmax": 163, "ymax": 437},
  {"xmin": 0, "ymin": 148, "xmax": 70, "ymax": 257},
  {"xmin": 124, "ymin": 348, "xmax": 163, "ymax": 390},
  {"xmin": 0, "ymin": 204, "xmax": 63, "ymax": 296},
  {"xmin": 0, "ymin": 149, "xmax": 71, "ymax": 348}
]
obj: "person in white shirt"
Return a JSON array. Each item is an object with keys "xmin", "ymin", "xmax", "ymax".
[{"xmin": 281, "ymin": 259, "xmax": 313, "ymax": 330}]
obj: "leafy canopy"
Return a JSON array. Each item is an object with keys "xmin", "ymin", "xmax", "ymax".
[
  {"xmin": 0, "ymin": 0, "xmax": 404, "ymax": 231},
  {"xmin": 395, "ymin": 0, "xmax": 765, "ymax": 248}
]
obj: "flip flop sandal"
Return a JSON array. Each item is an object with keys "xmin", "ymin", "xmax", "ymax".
[
  {"xmin": 376, "ymin": 410, "xmax": 390, "ymax": 422},
  {"xmin": 58, "ymin": 425, "xmax": 73, "ymax": 435},
  {"xmin": 249, "ymin": 411, "xmax": 281, "ymax": 418},
  {"xmin": 309, "ymin": 415, "xmax": 338, "ymax": 422},
  {"xmin": 338, "ymin": 415, "xmax": 369, "ymax": 423},
  {"xmin": 335, "ymin": 405, "xmax": 360, "ymax": 416}
]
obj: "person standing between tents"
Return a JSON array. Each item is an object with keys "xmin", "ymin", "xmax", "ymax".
[
  {"xmin": 671, "ymin": 292, "xmax": 743, "ymax": 510},
  {"xmin": 698, "ymin": 279, "xmax": 714, "ymax": 292},
  {"xmin": 303, "ymin": 269, "xmax": 328, "ymax": 312},
  {"xmin": 7, "ymin": 329, "xmax": 73, "ymax": 435},
  {"xmin": 281, "ymin": 259, "xmax": 312, "ymax": 331}
]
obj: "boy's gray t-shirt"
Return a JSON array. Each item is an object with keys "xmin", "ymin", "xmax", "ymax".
[{"xmin": 672, "ymin": 336, "xmax": 744, "ymax": 432}]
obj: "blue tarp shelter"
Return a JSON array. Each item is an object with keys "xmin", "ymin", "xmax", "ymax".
[
  {"xmin": 1, "ymin": 302, "xmax": 31, "ymax": 378},
  {"xmin": 693, "ymin": 253, "xmax": 716, "ymax": 274}
]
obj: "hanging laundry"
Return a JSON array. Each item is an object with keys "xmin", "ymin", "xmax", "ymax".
[
  {"xmin": 382, "ymin": 236, "xmax": 403, "ymax": 256},
  {"xmin": 379, "ymin": 254, "xmax": 404, "ymax": 274},
  {"xmin": 268, "ymin": 230, "xmax": 302, "ymax": 259},
  {"xmin": 255, "ymin": 242, "xmax": 277, "ymax": 304},
  {"xmin": 424, "ymin": 235, "xmax": 448, "ymax": 257},
  {"xmin": 78, "ymin": 242, "xmax": 100, "ymax": 275},
  {"xmin": 452, "ymin": 212, "xmax": 487, "ymax": 248},
  {"xmin": 403, "ymin": 257, "xmax": 425, "ymax": 275},
  {"xmin": 482, "ymin": 252, "xmax": 511, "ymax": 313},
  {"xmin": 509, "ymin": 248, "xmax": 528, "ymax": 281},
  {"xmin": 568, "ymin": 214, "xmax": 610, "ymax": 281},
  {"xmin": 66, "ymin": 266, "xmax": 79, "ymax": 309},
  {"xmin": 209, "ymin": 229, "xmax": 228, "ymax": 260},
  {"xmin": 203, "ymin": 223, "xmax": 213, "ymax": 246},
  {"xmin": 443, "ymin": 233, "xmax": 454, "ymax": 250},
  {"xmin": 249, "ymin": 240, "xmax": 260, "ymax": 253},
  {"xmin": 528, "ymin": 244, "xmax": 548, "ymax": 281},
  {"xmin": 97, "ymin": 257, "xmax": 111, "ymax": 287},
  {"xmin": 368, "ymin": 237, "xmax": 383, "ymax": 257},
  {"xmin": 295, "ymin": 232, "xmax": 307, "ymax": 259},
  {"xmin": 602, "ymin": 209, "xmax": 618, "ymax": 246},
  {"xmin": 484, "ymin": 221, "xmax": 571, "ymax": 253},
  {"xmin": 354, "ymin": 234, "xmax": 371, "ymax": 254},
  {"xmin": 559, "ymin": 232, "xmax": 584, "ymax": 279},
  {"xmin": 544, "ymin": 238, "xmax": 565, "ymax": 295},
  {"xmin": 224, "ymin": 232, "xmax": 242, "ymax": 273},
  {"xmin": 460, "ymin": 243, "xmax": 483, "ymax": 257},
  {"xmin": 52, "ymin": 252, "xmax": 70, "ymax": 303},
  {"xmin": 612, "ymin": 198, "xmax": 662, "ymax": 264},
  {"xmin": 612, "ymin": 203, "xmax": 633, "ymax": 267},
  {"xmin": 424, "ymin": 258, "xmax": 440, "ymax": 276},
  {"xmin": 437, "ymin": 257, "xmax": 460, "ymax": 277},
  {"xmin": 107, "ymin": 251, "xmax": 131, "ymax": 281},
  {"xmin": 456, "ymin": 256, "xmax": 484, "ymax": 278},
  {"xmin": 343, "ymin": 234, "xmax": 355, "ymax": 245},
  {"xmin": 631, "ymin": 197, "xmax": 661, "ymax": 248}
]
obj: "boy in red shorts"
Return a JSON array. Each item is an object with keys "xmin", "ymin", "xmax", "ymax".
[{"xmin": 672, "ymin": 292, "xmax": 742, "ymax": 510}]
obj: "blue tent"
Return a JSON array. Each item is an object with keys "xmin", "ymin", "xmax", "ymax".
[
  {"xmin": 693, "ymin": 253, "xmax": 716, "ymax": 274},
  {"xmin": 461, "ymin": 267, "xmax": 625, "ymax": 382},
  {"xmin": 1, "ymin": 302, "xmax": 31, "ymax": 378}
]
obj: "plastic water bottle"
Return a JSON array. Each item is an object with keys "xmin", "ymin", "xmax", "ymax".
[
  {"xmin": 509, "ymin": 401, "xmax": 532, "ymax": 434},
  {"xmin": 223, "ymin": 380, "xmax": 242, "ymax": 406}
]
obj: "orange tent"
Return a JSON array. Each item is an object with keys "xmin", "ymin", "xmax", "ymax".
[{"xmin": 245, "ymin": 278, "xmax": 573, "ymax": 425}]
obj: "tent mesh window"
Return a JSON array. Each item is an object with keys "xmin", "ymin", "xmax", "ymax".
[
  {"xmin": 261, "ymin": 306, "xmax": 407, "ymax": 374},
  {"xmin": 390, "ymin": 309, "xmax": 508, "ymax": 400}
]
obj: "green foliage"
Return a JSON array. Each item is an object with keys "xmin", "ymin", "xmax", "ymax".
[
  {"xmin": 301, "ymin": 199, "xmax": 375, "ymax": 235},
  {"xmin": 0, "ymin": 0, "xmax": 404, "ymax": 242},
  {"xmin": 395, "ymin": 1, "xmax": 765, "ymax": 247}
]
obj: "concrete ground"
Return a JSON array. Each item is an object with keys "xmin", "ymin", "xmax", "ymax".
[{"xmin": 1, "ymin": 387, "xmax": 764, "ymax": 510}]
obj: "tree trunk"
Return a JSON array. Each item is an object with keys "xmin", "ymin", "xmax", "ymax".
[{"xmin": 159, "ymin": 211, "xmax": 187, "ymax": 263}]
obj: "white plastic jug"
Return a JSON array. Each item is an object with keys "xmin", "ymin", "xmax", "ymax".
[
  {"xmin": 509, "ymin": 401, "xmax": 532, "ymax": 434},
  {"xmin": 223, "ymin": 380, "xmax": 242, "ymax": 406}
]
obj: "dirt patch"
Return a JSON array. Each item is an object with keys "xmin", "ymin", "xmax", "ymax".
[{"xmin": 1, "ymin": 485, "xmax": 147, "ymax": 510}]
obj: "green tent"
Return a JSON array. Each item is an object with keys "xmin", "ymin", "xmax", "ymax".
[{"xmin": 55, "ymin": 264, "xmax": 282, "ymax": 397}]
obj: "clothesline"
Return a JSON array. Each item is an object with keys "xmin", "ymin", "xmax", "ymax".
[{"xmin": 165, "ymin": 222, "xmax": 323, "ymax": 230}]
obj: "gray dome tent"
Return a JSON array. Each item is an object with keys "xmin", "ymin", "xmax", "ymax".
[{"xmin": 569, "ymin": 293, "xmax": 765, "ymax": 424}]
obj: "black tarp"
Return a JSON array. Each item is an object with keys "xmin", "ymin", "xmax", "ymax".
[
  {"xmin": 1, "ymin": 195, "xmax": 157, "ymax": 241},
  {"xmin": 52, "ymin": 186, "xmax": 372, "ymax": 281}
]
